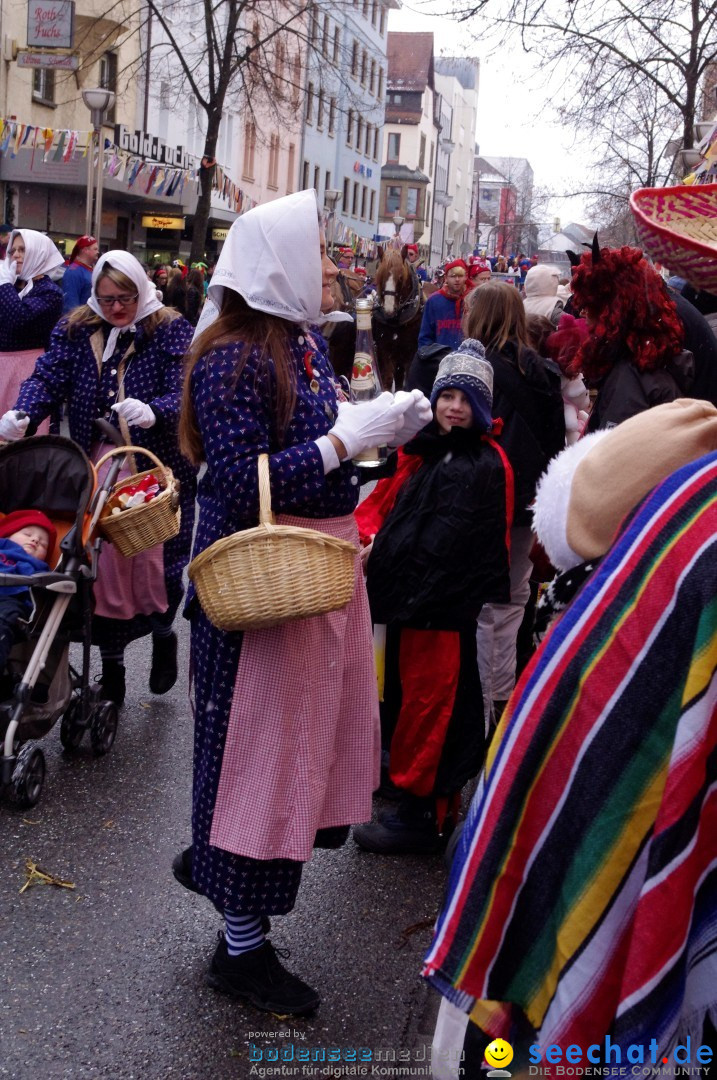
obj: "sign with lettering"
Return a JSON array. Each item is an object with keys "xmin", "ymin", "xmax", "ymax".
[
  {"xmin": 141, "ymin": 215, "xmax": 185, "ymax": 230},
  {"xmin": 211, "ymin": 228, "xmax": 229, "ymax": 241},
  {"xmin": 18, "ymin": 50, "xmax": 78, "ymax": 68},
  {"xmin": 27, "ymin": 0, "xmax": 74, "ymax": 49},
  {"xmin": 115, "ymin": 125, "xmax": 192, "ymax": 169}
]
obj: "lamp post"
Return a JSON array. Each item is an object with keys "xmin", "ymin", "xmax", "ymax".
[
  {"xmin": 324, "ymin": 188, "xmax": 342, "ymax": 260},
  {"xmin": 82, "ymin": 87, "xmax": 116, "ymax": 240}
]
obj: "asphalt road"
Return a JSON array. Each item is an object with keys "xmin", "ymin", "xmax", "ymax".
[{"xmin": 0, "ymin": 614, "xmax": 450, "ymax": 1080}]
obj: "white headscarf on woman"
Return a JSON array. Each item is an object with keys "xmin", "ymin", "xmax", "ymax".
[
  {"xmin": 10, "ymin": 229, "xmax": 64, "ymax": 299},
  {"xmin": 193, "ymin": 188, "xmax": 352, "ymax": 341},
  {"xmin": 88, "ymin": 250, "xmax": 165, "ymax": 364}
]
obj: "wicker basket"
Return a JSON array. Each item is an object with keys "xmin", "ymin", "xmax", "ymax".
[
  {"xmin": 630, "ymin": 184, "xmax": 717, "ymax": 293},
  {"xmin": 97, "ymin": 445, "xmax": 181, "ymax": 558},
  {"xmin": 188, "ymin": 454, "xmax": 357, "ymax": 631}
]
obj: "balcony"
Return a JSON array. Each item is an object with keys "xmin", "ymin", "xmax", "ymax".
[
  {"xmin": 440, "ymin": 138, "xmax": 456, "ymax": 153},
  {"xmin": 434, "ymin": 189, "xmax": 452, "ymax": 207}
]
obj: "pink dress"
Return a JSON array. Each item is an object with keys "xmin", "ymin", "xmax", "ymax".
[{"xmin": 0, "ymin": 350, "xmax": 49, "ymax": 434}]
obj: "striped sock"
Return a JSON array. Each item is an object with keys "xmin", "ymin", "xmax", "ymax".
[{"xmin": 224, "ymin": 911, "xmax": 265, "ymax": 957}]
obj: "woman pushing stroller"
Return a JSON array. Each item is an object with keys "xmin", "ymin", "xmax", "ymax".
[{"xmin": 0, "ymin": 250, "xmax": 197, "ymax": 706}]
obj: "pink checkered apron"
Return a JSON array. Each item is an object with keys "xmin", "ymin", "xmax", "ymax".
[
  {"xmin": 210, "ymin": 512, "xmax": 380, "ymax": 862},
  {"xmin": 0, "ymin": 349, "xmax": 49, "ymax": 434}
]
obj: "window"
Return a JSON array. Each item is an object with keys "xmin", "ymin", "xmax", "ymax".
[
  {"xmin": 482, "ymin": 189, "xmax": 494, "ymax": 202},
  {"xmin": 406, "ymin": 187, "xmax": 420, "ymax": 216},
  {"xmin": 373, "ymin": 127, "xmax": 379, "ymax": 159},
  {"xmin": 387, "ymin": 132, "xmax": 400, "ymax": 163},
  {"xmin": 365, "ymin": 123, "xmax": 371, "ymax": 156},
  {"xmin": 268, "ymin": 133, "xmax": 280, "ymax": 189},
  {"xmin": 346, "ymin": 109, "xmax": 353, "ymax": 145},
  {"xmin": 386, "ymin": 185, "xmax": 401, "ymax": 214},
  {"xmin": 343, "ymin": 177, "xmax": 350, "ymax": 211},
  {"xmin": 333, "ymin": 26, "xmax": 340, "ymax": 64},
  {"xmin": 372, "ymin": 0, "xmax": 378, "ymax": 26},
  {"xmin": 242, "ymin": 122, "xmax": 256, "ymax": 179},
  {"xmin": 314, "ymin": 165, "xmax": 320, "ymax": 194},
  {"xmin": 352, "ymin": 181, "xmax": 360, "ymax": 217},
  {"xmin": 356, "ymin": 116, "xmax": 363, "ymax": 152},
  {"xmin": 369, "ymin": 189, "xmax": 376, "ymax": 222},
  {"xmin": 377, "ymin": 68, "xmax": 384, "ymax": 101},
  {"xmin": 302, "ymin": 160, "xmax": 310, "ymax": 190},
  {"xmin": 425, "ymin": 193, "xmax": 431, "ymax": 225},
  {"xmin": 292, "ymin": 53, "xmax": 301, "ymax": 106},
  {"xmin": 309, "ymin": 2, "xmax": 319, "ymax": 43},
  {"xmin": 380, "ymin": 6, "xmax": 386, "ymax": 34},
  {"xmin": 32, "ymin": 67, "xmax": 55, "ymax": 105},
  {"xmin": 274, "ymin": 39, "xmax": 285, "ymax": 95},
  {"xmin": 361, "ymin": 50, "xmax": 367, "ymax": 86},
  {"xmin": 305, "ymin": 81, "xmax": 314, "ymax": 123},
  {"xmin": 419, "ymin": 133, "xmax": 426, "ymax": 171},
  {"xmin": 429, "ymin": 141, "xmax": 435, "ymax": 177},
  {"xmin": 370, "ymin": 59, "xmax": 376, "ymax": 95},
  {"xmin": 328, "ymin": 98, "xmax": 336, "ymax": 135},
  {"xmin": 287, "ymin": 143, "xmax": 296, "ymax": 193},
  {"xmin": 317, "ymin": 88, "xmax": 325, "ymax": 128},
  {"xmin": 351, "ymin": 40, "xmax": 358, "ymax": 77},
  {"xmin": 99, "ymin": 52, "xmax": 117, "ymax": 122},
  {"xmin": 362, "ymin": 0, "xmax": 369, "ymax": 15},
  {"xmin": 361, "ymin": 185, "xmax": 367, "ymax": 219},
  {"xmin": 325, "ymin": 170, "xmax": 331, "ymax": 194},
  {"xmin": 322, "ymin": 14, "xmax": 329, "ymax": 57}
]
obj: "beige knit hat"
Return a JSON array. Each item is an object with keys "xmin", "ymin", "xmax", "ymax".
[{"xmin": 568, "ymin": 398, "xmax": 717, "ymax": 561}]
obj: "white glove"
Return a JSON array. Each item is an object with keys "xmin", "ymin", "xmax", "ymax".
[
  {"xmin": 0, "ymin": 409, "xmax": 30, "ymax": 441},
  {"xmin": 329, "ymin": 392, "xmax": 411, "ymax": 460},
  {"xmin": 0, "ymin": 259, "xmax": 17, "ymax": 287},
  {"xmin": 111, "ymin": 398, "xmax": 156, "ymax": 429},
  {"xmin": 388, "ymin": 389, "xmax": 433, "ymax": 447}
]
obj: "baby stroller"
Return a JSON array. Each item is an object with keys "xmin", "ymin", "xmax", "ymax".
[{"xmin": 0, "ymin": 430, "xmax": 126, "ymax": 808}]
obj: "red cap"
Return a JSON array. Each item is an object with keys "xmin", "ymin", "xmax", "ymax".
[
  {"xmin": 405, "ymin": 243, "xmax": 419, "ymax": 254},
  {"xmin": 0, "ymin": 509, "xmax": 56, "ymax": 556},
  {"xmin": 354, "ymin": 266, "xmax": 367, "ymax": 275},
  {"xmin": 70, "ymin": 235, "xmax": 97, "ymax": 263},
  {"xmin": 444, "ymin": 258, "xmax": 468, "ymax": 274}
]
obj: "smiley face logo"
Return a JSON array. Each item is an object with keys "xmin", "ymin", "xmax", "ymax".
[{"xmin": 485, "ymin": 1039, "xmax": 514, "ymax": 1070}]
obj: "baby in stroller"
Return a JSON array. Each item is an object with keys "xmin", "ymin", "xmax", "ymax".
[{"xmin": 0, "ymin": 509, "xmax": 55, "ymax": 670}]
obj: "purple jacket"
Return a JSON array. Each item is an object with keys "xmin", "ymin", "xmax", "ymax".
[{"xmin": 0, "ymin": 277, "xmax": 63, "ymax": 351}]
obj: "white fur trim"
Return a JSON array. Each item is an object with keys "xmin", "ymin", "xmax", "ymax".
[{"xmin": 532, "ymin": 430, "xmax": 613, "ymax": 572}]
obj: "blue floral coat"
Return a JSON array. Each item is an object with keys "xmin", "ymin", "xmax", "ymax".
[{"xmin": 0, "ymin": 277, "xmax": 63, "ymax": 351}]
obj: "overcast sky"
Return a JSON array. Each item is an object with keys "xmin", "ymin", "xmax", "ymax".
[{"xmin": 388, "ymin": 0, "xmax": 592, "ymax": 228}]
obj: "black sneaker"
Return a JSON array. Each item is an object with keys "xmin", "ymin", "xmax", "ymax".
[
  {"xmin": 206, "ymin": 933, "xmax": 320, "ymax": 1015},
  {"xmin": 100, "ymin": 660, "xmax": 126, "ymax": 707},
  {"xmin": 172, "ymin": 847, "xmax": 271, "ymax": 931},
  {"xmin": 149, "ymin": 632, "xmax": 178, "ymax": 695},
  {"xmin": 353, "ymin": 797, "xmax": 443, "ymax": 855}
]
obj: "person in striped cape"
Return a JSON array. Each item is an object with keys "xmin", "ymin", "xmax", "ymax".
[{"xmin": 424, "ymin": 431, "xmax": 717, "ymax": 1069}]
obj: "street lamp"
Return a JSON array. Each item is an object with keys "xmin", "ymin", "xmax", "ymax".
[
  {"xmin": 324, "ymin": 188, "xmax": 342, "ymax": 259},
  {"xmin": 392, "ymin": 213, "xmax": 404, "ymax": 237},
  {"xmin": 82, "ymin": 87, "xmax": 116, "ymax": 240}
]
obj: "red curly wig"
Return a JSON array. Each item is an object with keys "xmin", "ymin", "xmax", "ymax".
[
  {"xmin": 545, "ymin": 312, "xmax": 590, "ymax": 379},
  {"xmin": 570, "ymin": 245, "xmax": 683, "ymax": 381}
]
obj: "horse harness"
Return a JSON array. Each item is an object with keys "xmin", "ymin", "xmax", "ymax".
[{"xmin": 374, "ymin": 264, "xmax": 423, "ymax": 327}]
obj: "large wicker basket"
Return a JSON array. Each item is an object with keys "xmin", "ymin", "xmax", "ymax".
[
  {"xmin": 97, "ymin": 446, "xmax": 181, "ymax": 558},
  {"xmin": 188, "ymin": 454, "xmax": 357, "ymax": 631},
  {"xmin": 630, "ymin": 184, "xmax": 717, "ymax": 293}
]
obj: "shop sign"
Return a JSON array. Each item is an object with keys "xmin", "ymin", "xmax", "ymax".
[
  {"xmin": 353, "ymin": 162, "xmax": 373, "ymax": 178},
  {"xmin": 18, "ymin": 50, "xmax": 78, "ymax": 69},
  {"xmin": 115, "ymin": 125, "xmax": 192, "ymax": 169},
  {"xmin": 211, "ymin": 228, "xmax": 229, "ymax": 241},
  {"xmin": 141, "ymin": 215, "xmax": 185, "ymax": 230},
  {"xmin": 27, "ymin": 0, "xmax": 74, "ymax": 48}
]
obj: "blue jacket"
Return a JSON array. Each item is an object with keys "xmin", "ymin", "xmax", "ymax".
[
  {"xmin": 0, "ymin": 539, "xmax": 49, "ymax": 595},
  {"xmin": 62, "ymin": 262, "xmax": 93, "ymax": 313},
  {"xmin": 0, "ymin": 276, "xmax": 63, "ymax": 351},
  {"xmin": 417, "ymin": 289, "xmax": 465, "ymax": 350}
]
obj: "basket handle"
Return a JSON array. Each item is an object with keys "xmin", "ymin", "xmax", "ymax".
[
  {"xmin": 94, "ymin": 444, "xmax": 171, "ymax": 486},
  {"xmin": 257, "ymin": 454, "xmax": 275, "ymax": 526}
]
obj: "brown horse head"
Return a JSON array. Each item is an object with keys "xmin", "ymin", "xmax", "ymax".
[{"xmin": 374, "ymin": 246, "xmax": 415, "ymax": 318}]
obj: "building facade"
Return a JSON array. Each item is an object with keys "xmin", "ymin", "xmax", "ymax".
[{"xmin": 434, "ymin": 57, "xmax": 479, "ymax": 258}]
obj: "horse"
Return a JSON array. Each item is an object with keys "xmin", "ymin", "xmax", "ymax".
[{"xmin": 371, "ymin": 245, "xmax": 424, "ymax": 391}]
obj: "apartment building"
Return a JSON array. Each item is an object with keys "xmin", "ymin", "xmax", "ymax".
[{"xmin": 434, "ymin": 56, "xmax": 479, "ymax": 258}]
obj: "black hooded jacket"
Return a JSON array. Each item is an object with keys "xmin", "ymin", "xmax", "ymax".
[{"xmin": 366, "ymin": 424, "xmax": 511, "ymax": 628}]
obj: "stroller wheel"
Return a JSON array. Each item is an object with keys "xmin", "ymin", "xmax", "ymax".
[
  {"xmin": 60, "ymin": 699, "xmax": 85, "ymax": 752},
  {"xmin": 9, "ymin": 743, "xmax": 46, "ymax": 809},
  {"xmin": 90, "ymin": 701, "xmax": 118, "ymax": 756}
]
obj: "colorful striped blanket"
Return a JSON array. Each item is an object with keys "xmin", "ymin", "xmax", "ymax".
[{"xmin": 423, "ymin": 451, "xmax": 717, "ymax": 1063}]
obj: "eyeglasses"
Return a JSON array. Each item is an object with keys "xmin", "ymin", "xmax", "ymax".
[{"xmin": 95, "ymin": 293, "xmax": 139, "ymax": 308}]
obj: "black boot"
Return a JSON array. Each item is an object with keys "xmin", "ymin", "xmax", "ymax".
[
  {"xmin": 100, "ymin": 660, "xmax": 126, "ymax": 706},
  {"xmin": 149, "ymin": 631, "xmax": 178, "ymax": 694},
  {"xmin": 206, "ymin": 932, "xmax": 320, "ymax": 1015},
  {"xmin": 353, "ymin": 795, "xmax": 442, "ymax": 855}
]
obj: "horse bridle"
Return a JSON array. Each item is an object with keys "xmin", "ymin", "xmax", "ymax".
[{"xmin": 373, "ymin": 264, "xmax": 423, "ymax": 327}]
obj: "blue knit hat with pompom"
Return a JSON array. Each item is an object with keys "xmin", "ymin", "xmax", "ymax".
[{"xmin": 430, "ymin": 337, "xmax": 493, "ymax": 432}]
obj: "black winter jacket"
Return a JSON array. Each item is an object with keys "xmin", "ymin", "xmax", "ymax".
[
  {"xmin": 488, "ymin": 341, "xmax": 565, "ymax": 525},
  {"xmin": 366, "ymin": 424, "xmax": 511, "ymax": 628}
]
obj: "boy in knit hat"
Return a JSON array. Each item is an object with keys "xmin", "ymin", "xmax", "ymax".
[
  {"xmin": 0, "ymin": 509, "xmax": 56, "ymax": 669},
  {"xmin": 353, "ymin": 339, "xmax": 513, "ymax": 854}
]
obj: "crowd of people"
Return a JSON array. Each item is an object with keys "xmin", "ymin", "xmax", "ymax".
[{"xmin": 1, "ymin": 198, "xmax": 716, "ymax": 1064}]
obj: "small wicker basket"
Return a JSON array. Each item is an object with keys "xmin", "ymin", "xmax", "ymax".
[
  {"xmin": 188, "ymin": 454, "xmax": 357, "ymax": 631},
  {"xmin": 97, "ymin": 445, "xmax": 181, "ymax": 558},
  {"xmin": 630, "ymin": 184, "xmax": 717, "ymax": 293}
]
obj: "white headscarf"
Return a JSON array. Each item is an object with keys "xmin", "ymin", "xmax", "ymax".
[
  {"xmin": 10, "ymin": 229, "xmax": 64, "ymax": 299},
  {"xmin": 88, "ymin": 250, "xmax": 164, "ymax": 364},
  {"xmin": 523, "ymin": 264, "xmax": 563, "ymax": 320},
  {"xmin": 193, "ymin": 188, "xmax": 352, "ymax": 341}
]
